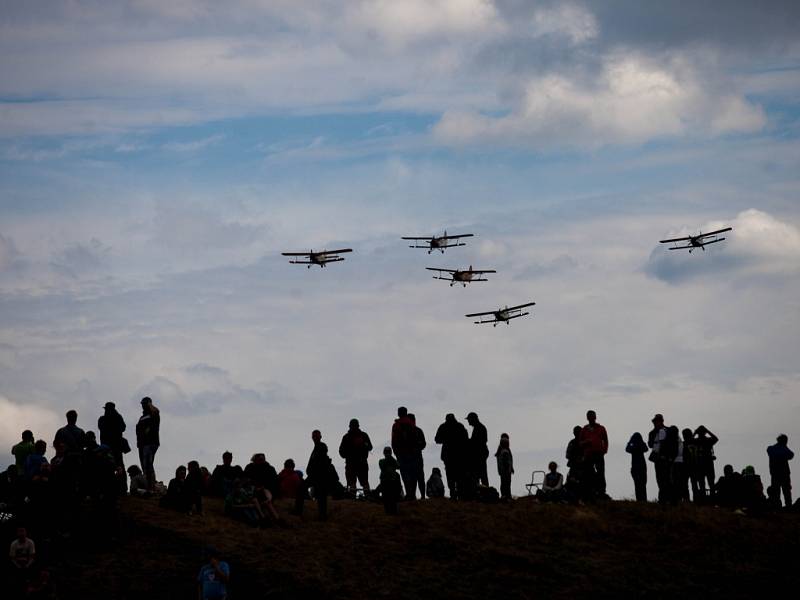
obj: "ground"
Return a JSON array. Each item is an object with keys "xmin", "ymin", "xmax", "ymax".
[{"xmin": 14, "ymin": 495, "xmax": 800, "ymax": 599}]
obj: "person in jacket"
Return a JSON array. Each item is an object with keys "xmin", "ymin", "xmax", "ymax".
[
  {"xmin": 648, "ymin": 414, "xmax": 671, "ymax": 503},
  {"xmin": 538, "ymin": 461, "xmax": 565, "ymax": 502},
  {"xmin": 466, "ymin": 412, "xmax": 490, "ymax": 489},
  {"xmin": 98, "ymin": 402, "xmax": 126, "ymax": 468},
  {"xmin": 135, "ymin": 397, "xmax": 160, "ymax": 491},
  {"xmin": 426, "ymin": 467, "xmax": 445, "ymax": 499},
  {"xmin": 278, "ymin": 459, "xmax": 303, "ymax": 500},
  {"xmin": 378, "ymin": 447, "xmax": 401, "ymax": 515},
  {"xmin": 495, "ymin": 433, "xmax": 514, "ymax": 501},
  {"xmin": 210, "ymin": 451, "xmax": 244, "ymax": 498},
  {"xmin": 306, "ymin": 430, "xmax": 334, "ymax": 520},
  {"xmin": 161, "ymin": 466, "xmax": 191, "ymax": 513},
  {"xmin": 434, "ymin": 414, "xmax": 469, "ymax": 499},
  {"xmin": 391, "ymin": 407, "xmax": 417, "ymax": 499},
  {"xmin": 693, "ymin": 425, "xmax": 719, "ymax": 500},
  {"xmin": 11, "ymin": 430, "xmax": 35, "ymax": 476},
  {"xmin": 339, "ymin": 418, "xmax": 373, "ymax": 493},
  {"xmin": 243, "ymin": 453, "xmax": 279, "ymax": 497},
  {"xmin": 579, "ymin": 410, "xmax": 609, "ymax": 498},
  {"xmin": 767, "ymin": 434, "xmax": 794, "ymax": 507},
  {"xmin": 409, "ymin": 414, "xmax": 427, "ymax": 499},
  {"xmin": 625, "ymin": 432, "xmax": 648, "ymax": 501},
  {"xmin": 565, "ymin": 425, "xmax": 583, "ymax": 476}
]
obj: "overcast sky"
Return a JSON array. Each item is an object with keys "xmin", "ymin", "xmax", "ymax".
[{"xmin": 1, "ymin": 1, "xmax": 799, "ymax": 499}]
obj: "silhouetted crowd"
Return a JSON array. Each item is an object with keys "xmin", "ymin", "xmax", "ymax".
[{"xmin": 2, "ymin": 400, "xmax": 797, "ymax": 598}]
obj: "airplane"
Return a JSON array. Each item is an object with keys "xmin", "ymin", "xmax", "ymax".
[
  {"xmin": 281, "ymin": 248, "xmax": 352, "ymax": 268},
  {"xmin": 465, "ymin": 302, "xmax": 535, "ymax": 327},
  {"xmin": 426, "ymin": 265, "xmax": 496, "ymax": 287},
  {"xmin": 401, "ymin": 231, "xmax": 474, "ymax": 254},
  {"xmin": 659, "ymin": 227, "xmax": 732, "ymax": 253}
]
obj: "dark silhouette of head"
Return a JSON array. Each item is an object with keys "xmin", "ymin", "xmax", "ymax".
[
  {"xmin": 432, "ymin": 467, "xmax": 441, "ymax": 476},
  {"xmin": 445, "ymin": 413, "xmax": 456, "ymax": 424},
  {"xmin": 222, "ymin": 451, "xmax": 232, "ymax": 465},
  {"xmin": 586, "ymin": 410, "xmax": 596, "ymax": 424},
  {"xmin": 312, "ymin": 430, "xmax": 322, "ymax": 443},
  {"xmin": 383, "ymin": 446, "xmax": 392, "ymax": 457},
  {"xmin": 572, "ymin": 425, "xmax": 581, "ymax": 438},
  {"xmin": 466, "ymin": 412, "xmax": 478, "ymax": 425},
  {"xmin": 127, "ymin": 465, "xmax": 142, "ymax": 476},
  {"xmin": 188, "ymin": 460, "xmax": 200, "ymax": 472},
  {"xmin": 141, "ymin": 397, "xmax": 153, "ymax": 413},
  {"xmin": 548, "ymin": 461, "xmax": 558, "ymax": 472},
  {"xmin": 723, "ymin": 464, "xmax": 734, "ymax": 477},
  {"xmin": 408, "ymin": 413, "xmax": 416, "ymax": 424},
  {"xmin": 104, "ymin": 402, "xmax": 115, "ymax": 412},
  {"xmin": 397, "ymin": 407, "xmax": 408, "ymax": 418},
  {"xmin": 66, "ymin": 410, "xmax": 77, "ymax": 424},
  {"xmin": 682, "ymin": 428, "xmax": 693, "ymax": 440},
  {"xmin": 652, "ymin": 413, "xmax": 664, "ymax": 427},
  {"xmin": 21, "ymin": 430, "xmax": 33, "ymax": 442},
  {"xmin": 629, "ymin": 432, "xmax": 644, "ymax": 444},
  {"xmin": 175, "ymin": 465, "xmax": 186, "ymax": 479},
  {"xmin": 777, "ymin": 434, "xmax": 788, "ymax": 445},
  {"xmin": 284, "ymin": 459, "xmax": 295, "ymax": 470},
  {"xmin": 349, "ymin": 418, "xmax": 359, "ymax": 430},
  {"xmin": 34, "ymin": 440, "xmax": 47, "ymax": 455}
]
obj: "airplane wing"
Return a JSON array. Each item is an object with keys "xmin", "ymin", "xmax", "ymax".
[
  {"xmin": 425, "ymin": 267, "xmax": 456, "ymax": 273},
  {"xmin": 659, "ymin": 236, "xmax": 692, "ymax": 243},
  {"xmin": 697, "ymin": 227, "xmax": 732, "ymax": 238},
  {"xmin": 469, "ymin": 269, "xmax": 496, "ymax": 274},
  {"xmin": 465, "ymin": 310, "xmax": 495, "ymax": 317},
  {"xmin": 698, "ymin": 237, "xmax": 725, "ymax": 246},
  {"xmin": 282, "ymin": 252, "xmax": 312, "ymax": 257},
  {"xmin": 319, "ymin": 256, "xmax": 345, "ymax": 263},
  {"xmin": 441, "ymin": 233, "xmax": 474, "ymax": 240},
  {"xmin": 507, "ymin": 302, "xmax": 536, "ymax": 311},
  {"xmin": 667, "ymin": 245, "xmax": 693, "ymax": 250},
  {"xmin": 318, "ymin": 248, "xmax": 352, "ymax": 255},
  {"xmin": 401, "ymin": 236, "xmax": 433, "ymax": 241}
]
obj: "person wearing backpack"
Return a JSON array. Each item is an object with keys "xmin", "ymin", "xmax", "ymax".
[{"xmin": 339, "ymin": 418, "xmax": 373, "ymax": 493}]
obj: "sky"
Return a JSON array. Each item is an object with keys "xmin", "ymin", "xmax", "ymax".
[{"xmin": 1, "ymin": 0, "xmax": 799, "ymax": 499}]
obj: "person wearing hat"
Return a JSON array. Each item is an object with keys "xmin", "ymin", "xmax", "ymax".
[
  {"xmin": 338, "ymin": 418, "xmax": 373, "ymax": 494},
  {"xmin": 98, "ymin": 401, "xmax": 127, "ymax": 470},
  {"xmin": 466, "ymin": 412, "xmax": 490, "ymax": 489},
  {"xmin": 135, "ymin": 396, "xmax": 160, "ymax": 492},
  {"xmin": 648, "ymin": 413, "xmax": 671, "ymax": 503}
]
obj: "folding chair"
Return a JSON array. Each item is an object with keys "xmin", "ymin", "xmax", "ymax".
[{"xmin": 525, "ymin": 470, "xmax": 546, "ymax": 495}]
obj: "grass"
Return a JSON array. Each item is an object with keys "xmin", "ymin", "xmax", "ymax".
[{"xmin": 45, "ymin": 495, "xmax": 800, "ymax": 599}]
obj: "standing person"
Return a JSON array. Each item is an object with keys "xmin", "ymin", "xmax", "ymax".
[
  {"xmin": 625, "ymin": 432, "xmax": 648, "ymax": 502},
  {"xmin": 434, "ymin": 414, "xmax": 469, "ymax": 499},
  {"xmin": 579, "ymin": 410, "xmax": 609, "ymax": 498},
  {"xmin": 391, "ymin": 407, "xmax": 417, "ymax": 499},
  {"xmin": 135, "ymin": 397, "xmax": 160, "ymax": 492},
  {"xmin": 565, "ymin": 426, "xmax": 583, "ymax": 476},
  {"xmin": 671, "ymin": 428, "xmax": 692, "ymax": 503},
  {"xmin": 379, "ymin": 447, "xmax": 402, "ymax": 515},
  {"xmin": 648, "ymin": 414, "xmax": 671, "ymax": 503},
  {"xmin": 197, "ymin": 547, "xmax": 230, "ymax": 600},
  {"xmin": 53, "ymin": 410, "xmax": 87, "ymax": 454},
  {"xmin": 338, "ymin": 418, "xmax": 373, "ymax": 493},
  {"xmin": 495, "ymin": 433, "xmax": 514, "ymax": 501},
  {"xmin": 12, "ymin": 430, "xmax": 35, "ymax": 477},
  {"xmin": 466, "ymin": 412, "xmax": 490, "ymax": 488},
  {"xmin": 767, "ymin": 434, "xmax": 794, "ymax": 508},
  {"xmin": 306, "ymin": 430, "xmax": 332, "ymax": 520},
  {"xmin": 409, "ymin": 414, "xmax": 427, "ymax": 499},
  {"xmin": 278, "ymin": 459, "xmax": 302, "ymax": 500},
  {"xmin": 693, "ymin": 425, "xmax": 719, "ymax": 500},
  {"xmin": 98, "ymin": 402, "xmax": 127, "ymax": 468}
]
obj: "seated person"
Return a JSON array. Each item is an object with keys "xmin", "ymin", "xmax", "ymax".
[
  {"xmin": 426, "ymin": 467, "xmax": 445, "ymax": 499},
  {"xmin": 127, "ymin": 465, "xmax": 149, "ymax": 496},
  {"xmin": 243, "ymin": 453, "xmax": 279, "ymax": 497},
  {"xmin": 185, "ymin": 461, "xmax": 204, "ymax": 515},
  {"xmin": 278, "ymin": 459, "xmax": 303, "ymax": 500},
  {"xmin": 210, "ymin": 451, "xmax": 243, "ymax": 498},
  {"xmin": 741, "ymin": 465, "xmax": 766, "ymax": 510},
  {"xmin": 160, "ymin": 466, "xmax": 192, "ymax": 513},
  {"xmin": 715, "ymin": 464, "xmax": 744, "ymax": 508},
  {"xmin": 378, "ymin": 447, "xmax": 402, "ymax": 515},
  {"xmin": 224, "ymin": 479, "xmax": 265, "ymax": 527},
  {"xmin": 537, "ymin": 461, "xmax": 566, "ymax": 502}
]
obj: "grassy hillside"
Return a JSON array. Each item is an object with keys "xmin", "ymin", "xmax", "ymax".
[{"xmin": 44, "ymin": 496, "xmax": 800, "ymax": 599}]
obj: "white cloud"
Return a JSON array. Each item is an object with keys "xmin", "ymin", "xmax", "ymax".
[
  {"xmin": 531, "ymin": 2, "xmax": 598, "ymax": 45},
  {"xmin": 162, "ymin": 134, "xmax": 224, "ymax": 153},
  {"xmin": 0, "ymin": 395, "xmax": 61, "ymax": 463},
  {"xmin": 646, "ymin": 209, "xmax": 800, "ymax": 283},
  {"xmin": 434, "ymin": 53, "xmax": 766, "ymax": 148}
]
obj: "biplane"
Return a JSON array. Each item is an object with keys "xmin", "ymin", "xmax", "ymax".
[
  {"xmin": 659, "ymin": 227, "xmax": 732, "ymax": 253},
  {"xmin": 401, "ymin": 231, "xmax": 473, "ymax": 254},
  {"xmin": 281, "ymin": 248, "xmax": 352, "ymax": 268},
  {"xmin": 426, "ymin": 265, "xmax": 496, "ymax": 287},
  {"xmin": 466, "ymin": 302, "xmax": 535, "ymax": 326}
]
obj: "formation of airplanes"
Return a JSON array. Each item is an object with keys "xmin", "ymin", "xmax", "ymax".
[{"xmin": 280, "ymin": 224, "xmax": 733, "ymax": 326}]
